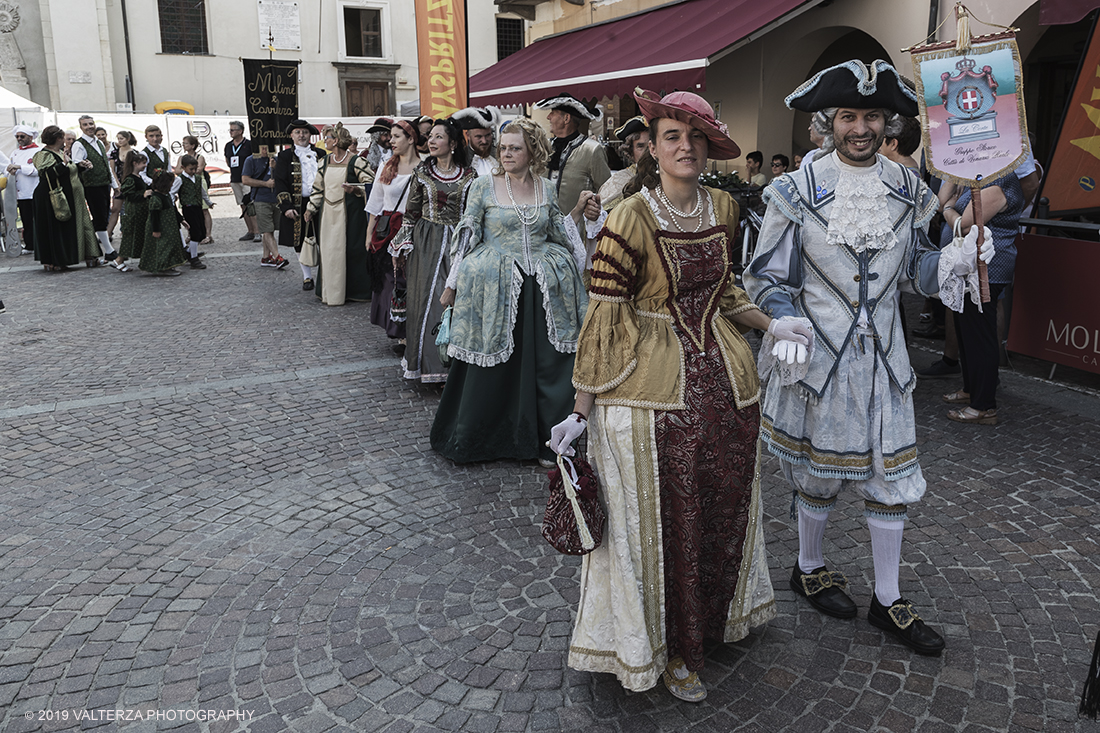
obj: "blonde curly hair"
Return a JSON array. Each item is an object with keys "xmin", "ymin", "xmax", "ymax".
[
  {"xmin": 495, "ymin": 118, "xmax": 551, "ymax": 177},
  {"xmin": 322, "ymin": 123, "xmax": 356, "ymax": 151}
]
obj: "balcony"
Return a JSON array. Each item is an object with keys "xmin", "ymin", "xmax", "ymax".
[{"xmin": 495, "ymin": 0, "xmax": 582, "ymax": 21}]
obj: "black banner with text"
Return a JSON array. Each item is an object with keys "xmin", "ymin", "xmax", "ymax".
[{"xmin": 242, "ymin": 58, "xmax": 299, "ymax": 147}]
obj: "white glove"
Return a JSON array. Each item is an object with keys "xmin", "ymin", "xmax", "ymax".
[
  {"xmin": 549, "ymin": 414, "xmax": 587, "ymax": 456},
  {"xmin": 953, "ymin": 225, "xmax": 994, "ymax": 276},
  {"xmin": 772, "ymin": 339, "xmax": 807, "ymax": 365},
  {"xmin": 768, "ymin": 318, "xmax": 811, "ymax": 365}
]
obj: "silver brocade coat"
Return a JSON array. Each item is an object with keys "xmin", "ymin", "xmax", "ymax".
[{"xmin": 743, "ymin": 153, "xmax": 940, "ymax": 481}]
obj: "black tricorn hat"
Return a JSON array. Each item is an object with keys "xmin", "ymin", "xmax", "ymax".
[
  {"xmin": 451, "ymin": 106, "xmax": 503, "ymax": 131},
  {"xmin": 785, "ymin": 60, "xmax": 919, "ymax": 117},
  {"xmin": 284, "ymin": 119, "xmax": 319, "ymax": 136},
  {"xmin": 367, "ymin": 117, "xmax": 394, "ymax": 134},
  {"xmin": 535, "ymin": 92, "xmax": 603, "ymax": 122},
  {"xmin": 613, "ymin": 115, "xmax": 648, "ymax": 141}
]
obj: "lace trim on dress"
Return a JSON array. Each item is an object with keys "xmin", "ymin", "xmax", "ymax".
[
  {"xmin": 640, "ymin": 186, "xmax": 718, "ymax": 231},
  {"xmin": 590, "ymin": 292, "xmax": 630, "ymax": 303},
  {"xmin": 825, "ymin": 158, "xmax": 898, "ymax": 253},
  {"xmin": 448, "ymin": 260, "xmax": 579, "ymax": 368},
  {"xmin": 534, "ymin": 261, "xmax": 578, "ymax": 355},
  {"xmin": 572, "ymin": 357, "xmax": 639, "ymax": 395},
  {"xmin": 710, "ymin": 314, "xmax": 760, "ymax": 409},
  {"xmin": 390, "ymin": 222, "xmax": 414, "ymax": 256},
  {"xmin": 720, "ymin": 303, "xmax": 760, "ymax": 318},
  {"xmin": 445, "ymin": 219, "xmax": 475, "ymax": 290},
  {"xmin": 559, "ymin": 214, "xmax": 588, "ymax": 275}
]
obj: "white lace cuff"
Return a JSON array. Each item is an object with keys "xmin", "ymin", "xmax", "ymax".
[
  {"xmin": 585, "ymin": 209, "xmax": 607, "ymax": 240},
  {"xmin": 758, "ymin": 316, "xmax": 815, "ymax": 387},
  {"xmin": 388, "ymin": 223, "xmax": 413, "ymax": 257},
  {"xmin": 560, "ymin": 215, "xmax": 588, "ymax": 275},
  {"xmin": 937, "ymin": 245, "xmax": 983, "ymax": 314},
  {"xmin": 445, "ymin": 253, "xmax": 463, "ymax": 291}
]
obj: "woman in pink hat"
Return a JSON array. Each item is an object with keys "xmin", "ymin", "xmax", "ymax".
[{"xmin": 549, "ymin": 89, "xmax": 811, "ymax": 701}]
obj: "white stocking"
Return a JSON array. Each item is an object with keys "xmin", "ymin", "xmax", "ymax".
[
  {"xmin": 867, "ymin": 516, "xmax": 904, "ymax": 606},
  {"xmin": 797, "ymin": 504, "xmax": 830, "ymax": 573},
  {"xmin": 96, "ymin": 230, "xmax": 115, "ymax": 257}
]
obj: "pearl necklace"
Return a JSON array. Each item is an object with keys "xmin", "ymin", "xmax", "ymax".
[
  {"xmin": 505, "ymin": 173, "xmax": 541, "ymax": 226},
  {"xmin": 330, "ymin": 149, "xmax": 349, "ymax": 164},
  {"xmin": 656, "ymin": 185, "xmax": 703, "ymax": 233},
  {"xmin": 433, "ymin": 158, "xmax": 461, "ymax": 182}
]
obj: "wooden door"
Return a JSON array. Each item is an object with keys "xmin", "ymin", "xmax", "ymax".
[{"xmin": 346, "ymin": 82, "xmax": 389, "ymax": 116}]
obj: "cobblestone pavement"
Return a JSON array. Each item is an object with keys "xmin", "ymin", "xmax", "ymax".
[{"xmin": 1, "ymin": 208, "xmax": 1098, "ymax": 732}]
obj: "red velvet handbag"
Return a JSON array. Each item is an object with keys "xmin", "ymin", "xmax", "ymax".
[{"xmin": 542, "ymin": 455, "xmax": 604, "ymax": 556}]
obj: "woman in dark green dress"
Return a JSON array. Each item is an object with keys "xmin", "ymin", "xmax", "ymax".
[
  {"xmin": 32, "ymin": 125, "xmax": 99, "ymax": 271},
  {"xmin": 431, "ymin": 119, "xmax": 592, "ymax": 465},
  {"xmin": 116, "ymin": 151, "xmax": 150, "ymax": 265},
  {"xmin": 139, "ymin": 171, "xmax": 189, "ymax": 276}
]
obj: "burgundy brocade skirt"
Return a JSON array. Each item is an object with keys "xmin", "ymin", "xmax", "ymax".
[{"xmin": 655, "ymin": 340, "xmax": 760, "ymax": 671}]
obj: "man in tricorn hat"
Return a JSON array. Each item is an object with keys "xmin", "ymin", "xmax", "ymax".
[
  {"xmin": 363, "ymin": 117, "xmax": 393, "ymax": 179},
  {"xmin": 597, "ymin": 115, "xmax": 648, "ymax": 211},
  {"xmin": 452, "ymin": 105, "xmax": 502, "ymax": 178},
  {"xmin": 744, "ymin": 60, "xmax": 995, "ymax": 656},
  {"xmin": 535, "ymin": 92, "xmax": 611, "ymax": 212},
  {"xmin": 274, "ymin": 119, "xmax": 325, "ymax": 290}
]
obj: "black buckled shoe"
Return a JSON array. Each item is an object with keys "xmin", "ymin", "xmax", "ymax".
[
  {"xmin": 789, "ymin": 566, "xmax": 857, "ymax": 619},
  {"xmin": 868, "ymin": 595, "xmax": 945, "ymax": 656}
]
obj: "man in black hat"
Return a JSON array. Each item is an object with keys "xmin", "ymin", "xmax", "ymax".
[
  {"xmin": 414, "ymin": 116, "xmax": 434, "ymax": 157},
  {"xmin": 597, "ymin": 115, "xmax": 648, "ymax": 211},
  {"xmin": 535, "ymin": 92, "xmax": 611, "ymax": 213},
  {"xmin": 364, "ymin": 118, "xmax": 393, "ymax": 179},
  {"xmin": 744, "ymin": 60, "xmax": 995, "ymax": 657},
  {"xmin": 274, "ymin": 120, "xmax": 325, "ymax": 290},
  {"xmin": 452, "ymin": 106, "xmax": 502, "ymax": 178}
]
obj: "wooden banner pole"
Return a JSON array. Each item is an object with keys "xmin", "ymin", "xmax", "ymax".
[{"xmin": 971, "ymin": 177, "xmax": 991, "ymax": 303}]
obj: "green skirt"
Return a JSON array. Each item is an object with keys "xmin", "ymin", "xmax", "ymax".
[{"xmin": 431, "ymin": 275, "xmax": 576, "ymax": 464}]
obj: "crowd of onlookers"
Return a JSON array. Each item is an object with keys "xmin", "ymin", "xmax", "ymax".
[{"xmin": 5, "ymin": 116, "xmax": 210, "ymax": 279}]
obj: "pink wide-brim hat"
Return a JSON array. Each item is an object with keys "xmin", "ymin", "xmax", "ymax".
[{"xmin": 633, "ymin": 88, "xmax": 740, "ymax": 160}]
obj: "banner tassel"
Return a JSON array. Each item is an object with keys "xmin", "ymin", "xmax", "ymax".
[{"xmin": 956, "ymin": 3, "xmax": 971, "ymax": 52}]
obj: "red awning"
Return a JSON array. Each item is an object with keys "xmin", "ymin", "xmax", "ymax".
[
  {"xmin": 471, "ymin": 0, "xmax": 819, "ymax": 106},
  {"xmin": 1039, "ymin": 0, "xmax": 1100, "ymax": 25}
]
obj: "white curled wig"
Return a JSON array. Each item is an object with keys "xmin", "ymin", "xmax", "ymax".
[{"xmin": 811, "ymin": 107, "xmax": 903, "ymax": 153}]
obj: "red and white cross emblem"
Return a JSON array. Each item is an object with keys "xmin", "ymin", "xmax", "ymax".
[{"xmin": 960, "ymin": 89, "xmax": 980, "ymax": 112}]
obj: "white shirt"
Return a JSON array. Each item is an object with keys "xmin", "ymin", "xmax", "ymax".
[
  {"xmin": 7, "ymin": 146, "xmax": 38, "ymax": 199},
  {"xmin": 472, "ymin": 154, "xmax": 496, "ymax": 178},
  {"xmin": 365, "ymin": 172, "xmax": 413, "ymax": 216},
  {"xmin": 140, "ymin": 146, "xmax": 183, "ymax": 198},
  {"xmin": 294, "ymin": 145, "xmax": 319, "ymax": 196},
  {"xmin": 71, "ymin": 134, "xmax": 118, "ymax": 187}
]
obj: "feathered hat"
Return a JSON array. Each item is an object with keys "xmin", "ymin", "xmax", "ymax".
[
  {"xmin": 534, "ymin": 92, "xmax": 603, "ymax": 123},
  {"xmin": 451, "ymin": 106, "xmax": 504, "ymax": 143}
]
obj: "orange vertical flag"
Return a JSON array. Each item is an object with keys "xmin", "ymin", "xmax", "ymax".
[
  {"xmin": 414, "ymin": 0, "xmax": 468, "ymax": 119},
  {"xmin": 1043, "ymin": 18, "xmax": 1100, "ymax": 214}
]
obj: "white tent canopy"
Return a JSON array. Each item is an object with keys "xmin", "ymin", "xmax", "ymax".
[{"xmin": 0, "ymin": 85, "xmax": 46, "ymax": 111}]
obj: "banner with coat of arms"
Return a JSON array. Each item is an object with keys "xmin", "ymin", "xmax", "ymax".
[{"xmin": 911, "ymin": 35, "xmax": 1031, "ymax": 186}]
